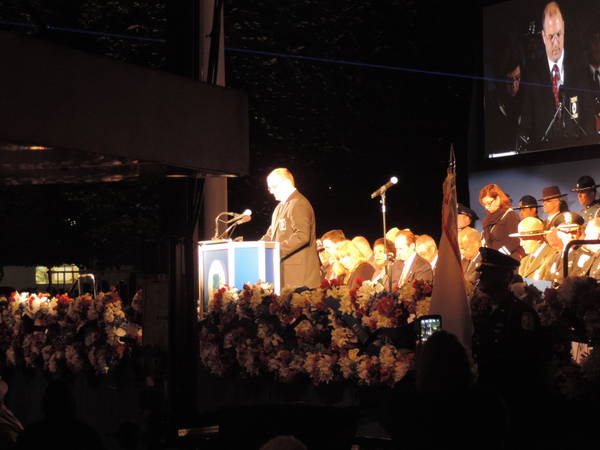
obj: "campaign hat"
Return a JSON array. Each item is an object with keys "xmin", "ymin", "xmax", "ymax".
[
  {"xmin": 538, "ymin": 186, "xmax": 568, "ymax": 202},
  {"xmin": 513, "ymin": 195, "xmax": 542, "ymax": 210},
  {"xmin": 457, "ymin": 203, "xmax": 479, "ymax": 223},
  {"xmin": 571, "ymin": 176, "xmax": 599, "ymax": 193},
  {"xmin": 509, "ymin": 217, "xmax": 548, "ymax": 238},
  {"xmin": 554, "ymin": 212, "xmax": 585, "ymax": 232}
]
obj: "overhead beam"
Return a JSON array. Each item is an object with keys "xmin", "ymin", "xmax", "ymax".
[{"xmin": 0, "ymin": 31, "xmax": 249, "ymax": 176}]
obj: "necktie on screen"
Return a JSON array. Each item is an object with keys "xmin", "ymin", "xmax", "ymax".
[{"xmin": 552, "ymin": 64, "xmax": 560, "ymax": 109}]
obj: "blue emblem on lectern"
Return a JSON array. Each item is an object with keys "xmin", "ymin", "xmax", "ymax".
[{"xmin": 207, "ymin": 259, "xmax": 226, "ymax": 299}]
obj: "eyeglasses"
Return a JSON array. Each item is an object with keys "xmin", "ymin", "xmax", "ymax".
[{"xmin": 482, "ymin": 197, "xmax": 497, "ymax": 208}]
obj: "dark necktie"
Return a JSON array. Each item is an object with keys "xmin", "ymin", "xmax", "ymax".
[{"xmin": 552, "ymin": 64, "xmax": 560, "ymax": 109}]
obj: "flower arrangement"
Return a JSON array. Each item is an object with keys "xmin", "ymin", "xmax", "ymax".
[
  {"xmin": 0, "ymin": 289, "xmax": 142, "ymax": 376},
  {"xmin": 198, "ymin": 279, "xmax": 433, "ymax": 386}
]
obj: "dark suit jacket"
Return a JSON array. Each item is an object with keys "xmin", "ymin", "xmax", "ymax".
[
  {"xmin": 482, "ymin": 208, "xmax": 524, "ymax": 260},
  {"xmin": 345, "ymin": 262, "xmax": 375, "ymax": 290},
  {"xmin": 393, "ymin": 254, "xmax": 433, "ymax": 289},
  {"xmin": 261, "ymin": 190, "xmax": 321, "ymax": 289},
  {"xmin": 519, "ymin": 54, "xmax": 594, "ymax": 149}
]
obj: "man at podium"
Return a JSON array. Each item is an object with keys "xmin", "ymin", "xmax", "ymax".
[{"xmin": 261, "ymin": 168, "xmax": 321, "ymax": 289}]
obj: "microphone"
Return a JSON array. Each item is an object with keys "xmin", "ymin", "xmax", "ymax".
[
  {"xmin": 225, "ymin": 209, "xmax": 252, "ymax": 224},
  {"xmin": 370, "ymin": 177, "xmax": 398, "ymax": 199}
]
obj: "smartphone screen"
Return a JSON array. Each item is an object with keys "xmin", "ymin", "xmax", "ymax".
[{"xmin": 419, "ymin": 315, "xmax": 442, "ymax": 343}]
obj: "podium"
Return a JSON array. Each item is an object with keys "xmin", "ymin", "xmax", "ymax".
[{"xmin": 198, "ymin": 240, "xmax": 281, "ymax": 312}]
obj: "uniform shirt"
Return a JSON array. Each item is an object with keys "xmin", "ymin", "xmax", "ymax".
[{"xmin": 580, "ymin": 200, "xmax": 600, "ymax": 223}]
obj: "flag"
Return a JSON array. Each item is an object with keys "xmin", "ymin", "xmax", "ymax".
[{"xmin": 429, "ymin": 146, "xmax": 473, "ymax": 354}]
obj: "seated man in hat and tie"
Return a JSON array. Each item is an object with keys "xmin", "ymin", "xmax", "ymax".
[
  {"xmin": 509, "ymin": 217, "xmax": 556, "ymax": 281},
  {"xmin": 571, "ymin": 175, "xmax": 600, "ymax": 223},
  {"xmin": 539, "ymin": 185, "xmax": 569, "ymax": 229},
  {"xmin": 546, "ymin": 211, "xmax": 585, "ymax": 283},
  {"xmin": 514, "ymin": 195, "xmax": 542, "ymax": 221},
  {"xmin": 571, "ymin": 218, "xmax": 600, "ymax": 279}
]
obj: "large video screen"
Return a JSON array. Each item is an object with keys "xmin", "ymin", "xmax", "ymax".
[{"xmin": 484, "ymin": 0, "xmax": 600, "ymax": 157}]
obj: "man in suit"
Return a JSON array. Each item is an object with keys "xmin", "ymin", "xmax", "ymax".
[
  {"xmin": 539, "ymin": 185, "xmax": 568, "ymax": 229},
  {"xmin": 509, "ymin": 217, "xmax": 556, "ymax": 281},
  {"xmin": 458, "ymin": 226, "xmax": 482, "ymax": 287},
  {"xmin": 391, "ymin": 230, "xmax": 433, "ymax": 289},
  {"xmin": 261, "ymin": 168, "xmax": 320, "ymax": 289},
  {"xmin": 518, "ymin": 2, "xmax": 594, "ymax": 149}
]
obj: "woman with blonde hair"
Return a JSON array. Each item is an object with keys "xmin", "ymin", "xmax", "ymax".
[
  {"xmin": 336, "ymin": 240, "xmax": 375, "ymax": 289},
  {"xmin": 479, "ymin": 184, "xmax": 524, "ymax": 260}
]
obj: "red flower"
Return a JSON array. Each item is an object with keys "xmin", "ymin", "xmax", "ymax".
[
  {"xmin": 320, "ymin": 279, "xmax": 330, "ymax": 289},
  {"xmin": 376, "ymin": 296, "xmax": 395, "ymax": 316},
  {"xmin": 9, "ymin": 292, "xmax": 17, "ymax": 302},
  {"xmin": 330, "ymin": 279, "xmax": 341, "ymax": 287},
  {"xmin": 57, "ymin": 294, "xmax": 73, "ymax": 306},
  {"xmin": 104, "ymin": 292, "xmax": 122, "ymax": 304},
  {"xmin": 356, "ymin": 278, "xmax": 364, "ymax": 287}
]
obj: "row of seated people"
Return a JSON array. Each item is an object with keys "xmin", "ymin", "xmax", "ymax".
[
  {"xmin": 318, "ymin": 228, "xmax": 436, "ymax": 291},
  {"xmin": 317, "ymin": 215, "xmax": 600, "ymax": 293}
]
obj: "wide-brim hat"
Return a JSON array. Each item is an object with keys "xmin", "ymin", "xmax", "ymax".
[
  {"xmin": 571, "ymin": 175, "xmax": 599, "ymax": 193},
  {"xmin": 513, "ymin": 195, "xmax": 542, "ymax": 210},
  {"xmin": 554, "ymin": 212, "xmax": 584, "ymax": 232},
  {"xmin": 538, "ymin": 185, "xmax": 568, "ymax": 202},
  {"xmin": 509, "ymin": 217, "xmax": 548, "ymax": 237},
  {"xmin": 457, "ymin": 203, "xmax": 479, "ymax": 222}
]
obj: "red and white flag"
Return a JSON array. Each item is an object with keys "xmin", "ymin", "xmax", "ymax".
[{"xmin": 429, "ymin": 147, "xmax": 473, "ymax": 354}]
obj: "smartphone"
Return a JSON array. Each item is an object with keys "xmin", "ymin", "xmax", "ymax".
[{"xmin": 417, "ymin": 315, "xmax": 442, "ymax": 343}]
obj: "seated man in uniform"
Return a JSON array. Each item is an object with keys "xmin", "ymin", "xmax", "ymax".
[
  {"xmin": 509, "ymin": 217, "xmax": 556, "ymax": 281},
  {"xmin": 547, "ymin": 212, "xmax": 585, "ymax": 283},
  {"xmin": 514, "ymin": 195, "xmax": 542, "ymax": 221},
  {"xmin": 571, "ymin": 176, "xmax": 600, "ymax": 223},
  {"xmin": 571, "ymin": 218, "xmax": 600, "ymax": 279}
]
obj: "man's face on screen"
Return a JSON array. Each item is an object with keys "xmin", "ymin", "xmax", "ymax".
[
  {"xmin": 505, "ymin": 66, "xmax": 521, "ymax": 97},
  {"xmin": 542, "ymin": 12, "xmax": 565, "ymax": 63}
]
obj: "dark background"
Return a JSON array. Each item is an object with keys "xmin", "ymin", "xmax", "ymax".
[{"xmin": 0, "ymin": 0, "xmax": 484, "ymax": 268}]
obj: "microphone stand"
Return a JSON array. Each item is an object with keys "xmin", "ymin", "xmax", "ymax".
[
  {"xmin": 215, "ymin": 221, "xmax": 239, "ymax": 240},
  {"xmin": 541, "ymin": 102, "xmax": 562, "ymax": 143},
  {"xmin": 379, "ymin": 191, "xmax": 394, "ymax": 292}
]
